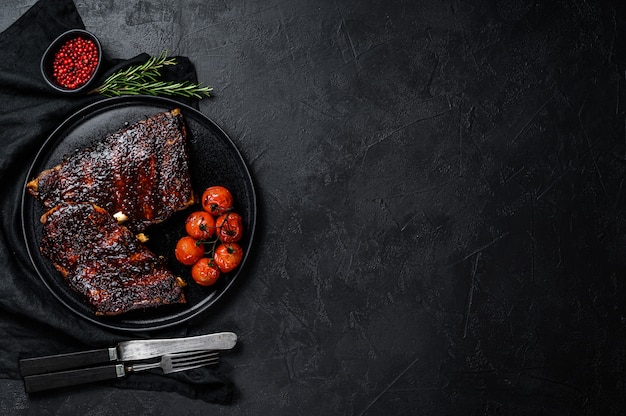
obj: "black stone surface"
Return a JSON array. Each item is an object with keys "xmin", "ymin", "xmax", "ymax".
[{"xmin": 1, "ymin": 0, "xmax": 626, "ymax": 414}]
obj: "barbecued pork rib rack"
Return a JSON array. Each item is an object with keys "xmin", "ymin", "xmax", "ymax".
[
  {"xmin": 26, "ymin": 109, "xmax": 194, "ymax": 315},
  {"xmin": 26, "ymin": 108, "xmax": 195, "ymax": 233},
  {"xmin": 40, "ymin": 202, "xmax": 186, "ymax": 316}
]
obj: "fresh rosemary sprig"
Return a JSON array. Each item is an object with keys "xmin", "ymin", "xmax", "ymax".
[{"xmin": 91, "ymin": 51, "xmax": 213, "ymax": 99}]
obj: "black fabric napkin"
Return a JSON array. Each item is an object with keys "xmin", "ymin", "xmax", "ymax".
[{"xmin": 0, "ymin": 0, "xmax": 233, "ymax": 404}]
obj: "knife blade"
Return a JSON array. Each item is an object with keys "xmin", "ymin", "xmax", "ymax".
[{"xmin": 18, "ymin": 332, "xmax": 237, "ymax": 377}]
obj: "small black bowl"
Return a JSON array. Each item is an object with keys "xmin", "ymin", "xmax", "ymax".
[{"xmin": 41, "ymin": 29, "xmax": 103, "ymax": 94}]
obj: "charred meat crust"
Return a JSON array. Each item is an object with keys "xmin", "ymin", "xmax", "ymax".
[
  {"xmin": 29, "ymin": 109, "xmax": 193, "ymax": 316},
  {"xmin": 40, "ymin": 202, "xmax": 186, "ymax": 316},
  {"xmin": 27, "ymin": 108, "xmax": 194, "ymax": 233}
]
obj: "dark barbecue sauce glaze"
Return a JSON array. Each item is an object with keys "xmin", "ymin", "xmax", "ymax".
[
  {"xmin": 40, "ymin": 202, "xmax": 185, "ymax": 316},
  {"xmin": 28, "ymin": 109, "xmax": 193, "ymax": 315},
  {"xmin": 29, "ymin": 109, "xmax": 194, "ymax": 233}
]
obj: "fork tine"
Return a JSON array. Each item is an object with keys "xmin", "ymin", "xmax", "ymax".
[
  {"xmin": 168, "ymin": 350, "xmax": 219, "ymax": 360},
  {"xmin": 170, "ymin": 351, "xmax": 219, "ymax": 365},
  {"xmin": 169, "ymin": 356, "xmax": 220, "ymax": 373}
]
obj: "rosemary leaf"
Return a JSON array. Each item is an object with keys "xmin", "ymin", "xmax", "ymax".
[{"xmin": 91, "ymin": 51, "xmax": 212, "ymax": 99}]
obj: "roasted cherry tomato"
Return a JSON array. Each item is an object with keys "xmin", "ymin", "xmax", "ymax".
[
  {"xmin": 202, "ymin": 186, "xmax": 233, "ymax": 216},
  {"xmin": 216, "ymin": 212, "xmax": 243, "ymax": 243},
  {"xmin": 175, "ymin": 236, "xmax": 204, "ymax": 266},
  {"xmin": 185, "ymin": 211, "xmax": 215, "ymax": 240},
  {"xmin": 191, "ymin": 258, "xmax": 221, "ymax": 286},
  {"xmin": 213, "ymin": 243, "xmax": 243, "ymax": 273}
]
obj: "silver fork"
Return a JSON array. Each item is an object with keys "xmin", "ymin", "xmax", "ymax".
[
  {"xmin": 128, "ymin": 350, "xmax": 219, "ymax": 374},
  {"xmin": 23, "ymin": 350, "xmax": 220, "ymax": 393}
]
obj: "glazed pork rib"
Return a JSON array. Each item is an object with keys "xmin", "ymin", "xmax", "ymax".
[
  {"xmin": 40, "ymin": 202, "xmax": 186, "ymax": 316},
  {"xmin": 27, "ymin": 108, "xmax": 194, "ymax": 233},
  {"xmin": 27, "ymin": 109, "xmax": 194, "ymax": 315}
]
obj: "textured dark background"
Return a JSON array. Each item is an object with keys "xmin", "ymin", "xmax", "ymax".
[{"xmin": 1, "ymin": 0, "xmax": 626, "ymax": 414}]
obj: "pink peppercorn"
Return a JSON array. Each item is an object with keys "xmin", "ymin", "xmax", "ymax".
[{"xmin": 52, "ymin": 37, "xmax": 99, "ymax": 89}]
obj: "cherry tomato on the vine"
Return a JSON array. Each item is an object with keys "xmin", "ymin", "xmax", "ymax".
[
  {"xmin": 213, "ymin": 243, "xmax": 243, "ymax": 273},
  {"xmin": 202, "ymin": 186, "xmax": 233, "ymax": 216},
  {"xmin": 175, "ymin": 236, "xmax": 204, "ymax": 266},
  {"xmin": 176, "ymin": 185, "xmax": 246, "ymax": 286},
  {"xmin": 185, "ymin": 211, "xmax": 215, "ymax": 240},
  {"xmin": 191, "ymin": 258, "xmax": 221, "ymax": 286},
  {"xmin": 216, "ymin": 212, "xmax": 243, "ymax": 243}
]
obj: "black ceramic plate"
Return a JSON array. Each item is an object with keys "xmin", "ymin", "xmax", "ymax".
[{"xmin": 21, "ymin": 96, "xmax": 256, "ymax": 332}]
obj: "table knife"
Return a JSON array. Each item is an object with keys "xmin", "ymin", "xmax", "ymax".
[{"xmin": 18, "ymin": 331, "xmax": 237, "ymax": 377}]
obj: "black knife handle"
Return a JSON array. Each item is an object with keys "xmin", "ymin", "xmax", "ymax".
[
  {"xmin": 23, "ymin": 364, "xmax": 123, "ymax": 393},
  {"xmin": 19, "ymin": 348, "xmax": 114, "ymax": 377}
]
